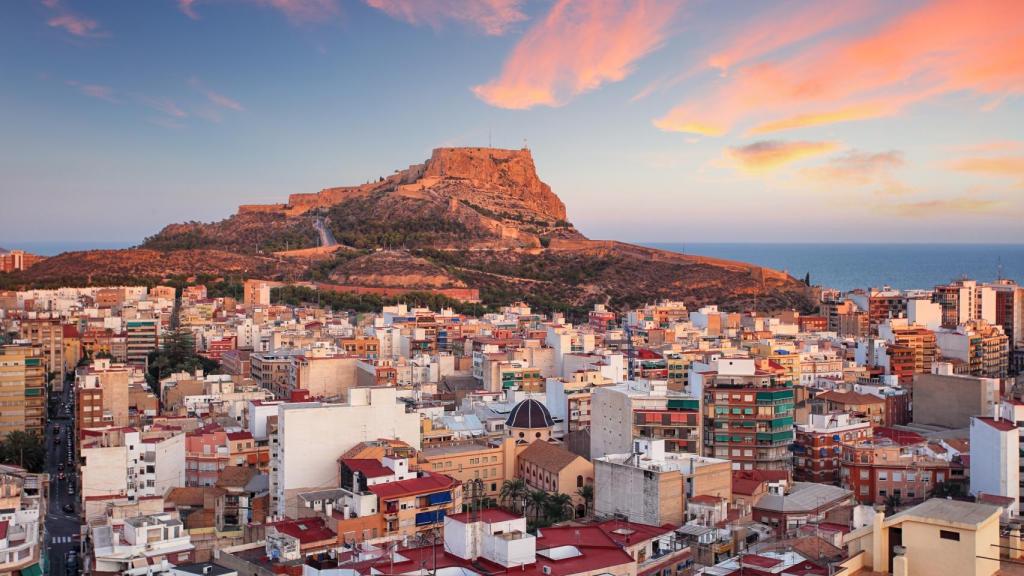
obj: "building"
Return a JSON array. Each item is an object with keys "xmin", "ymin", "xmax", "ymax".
[
  {"xmin": 844, "ymin": 499, "xmax": 1001, "ymax": 576},
  {"xmin": 271, "ymin": 387, "xmax": 421, "ymax": 517},
  {"xmin": 90, "ymin": 513, "xmax": 196, "ymax": 575},
  {"xmin": 695, "ymin": 358, "xmax": 794, "ymax": 471},
  {"xmin": 935, "ymin": 279, "xmax": 996, "ymax": 328},
  {"xmin": 80, "ymin": 427, "xmax": 186, "ymax": 512},
  {"xmin": 594, "ymin": 438, "xmax": 731, "ymax": 527},
  {"xmin": 17, "ymin": 319, "xmax": 64, "ymax": 374},
  {"xmin": 418, "ymin": 437, "xmax": 518, "ymax": 501},
  {"xmin": 125, "ymin": 317, "xmax": 160, "ymax": 367},
  {"xmin": 813, "ymin": 390, "xmax": 887, "ymax": 426},
  {"xmin": 991, "ymin": 279, "xmax": 1023, "ymax": 351},
  {"xmin": 76, "ymin": 358, "xmax": 133, "ymax": 430},
  {"xmin": 287, "ymin": 349, "xmax": 359, "ymax": 400},
  {"xmin": 936, "ymin": 320, "xmax": 1010, "ymax": 378},
  {"xmin": 516, "ymin": 440, "xmax": 593, "ymax": 517},
  {"xmin": 0, "ymin": 249, "xmax": 44, "ymax": 273},
  {"xmin": 840, "ymin": 436, "xmax": 950, "ymax": 505},
  {"xmin": 913, "ymin": 372, "xmax": 998, "ymax": 429},
  {"xmin": 0, "ymin": 465, "xmax": 45, "ymax": 576},
  {"xmin": 793, "ymin": 412, "xmax": 872, "ymax": 484},
  {"xmin": 590, "ymin": 379, "xmax": 700, "ymax": 459},
  {"xmin": 0, "ymin": 345, "xmax": 46, "ymax": 435},
  {"xmin": 750, "ymin": 482, "xmax": 852, "ymax": 536},
  {"xmin": 969, "ymin": 416, "xmax": 1019, "ymax": 512},
  {"xmin": 505, "ymin": 398, "xmax": 556, "ymax": 443},
  {"xmin": 243, "ymin": 279, "xmax": 272, "ymax": 308}
]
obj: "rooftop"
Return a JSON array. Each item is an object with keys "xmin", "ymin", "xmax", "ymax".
[{"xmin": 885, "ymin": 498, "xmax": 1000, "ymax": 530}]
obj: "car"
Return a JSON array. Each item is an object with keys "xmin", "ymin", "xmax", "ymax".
[
  {"xmin": 58, "ymin": 472, "xmax": 65, "ymax": 480},
  {"xmin": 57, "ymin": 463, "xmax": 64, "ymax": 471},
  {"xmin": 62, "ymin": 503, "xmax": 74, "ymax": 513}
]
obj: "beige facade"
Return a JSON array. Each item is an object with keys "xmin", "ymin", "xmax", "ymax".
[
  {"xmin": 18, "ymin": 319, "xmax": 63, "ymax": 374},
  {"xmin": 912, "ymin": 373, "xmax": 998, "ymax": 429},
  {"xmin": 418, "ymin": 437, "xmax": 518, "ymax": 500},
  {"xmin": 0, "ymin": 345, "xmax": 46, "ymax": 435}
]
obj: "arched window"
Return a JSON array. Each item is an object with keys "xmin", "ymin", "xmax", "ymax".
[{"xmin": 577, "ymin": 475, "xmax": 584, "ymax": 487}]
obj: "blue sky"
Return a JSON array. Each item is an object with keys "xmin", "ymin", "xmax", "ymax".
[{"xmin": 2, "ymin": 0, "xmax": 1022, "ymax": 248}]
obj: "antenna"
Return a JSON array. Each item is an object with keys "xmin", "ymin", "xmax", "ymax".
[{"xmin": 489, "ymin": 129, "xmax": 492, "ymax": 148}]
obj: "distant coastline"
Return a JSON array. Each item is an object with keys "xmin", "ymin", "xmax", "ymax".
[
  {"xmin": 647, "ymin": 242, "xmax": 1024, "ymax": 292},
  {"xmin": 0, "ymin": 241, "xmax": 134, "ymax": 256}
]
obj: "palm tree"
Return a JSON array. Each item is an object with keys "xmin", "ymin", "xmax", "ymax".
[
  {"xmin": 576, "ymin": 485, "xmax": 594, "ymax": 517},
  {"xmin": 544, "ymin": 493, "xmax": 574, "ymax": 524},
  {"xmin": 884, "ymin": 494, "xmax": 902, "ymax": 516},
  {"xmin": 500, "ymin": 479, "xmax": 528, "ymax": 514},
  {"xmin": 527, "ymin": 490, "xmax": 549, "ymax": 524}
]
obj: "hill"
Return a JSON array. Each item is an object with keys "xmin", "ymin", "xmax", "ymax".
[{"xmin": 3, "ymin": 147, "xmax": 816, "ymax": 314}]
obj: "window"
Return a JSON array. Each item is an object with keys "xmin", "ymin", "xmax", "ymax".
[
  {"xmin": 893, "ymin": 472, "xmax": 902, "ymax": 482},
  {"xmin": 879, "ymin": 490, "xmax": 887, "ymax": 497},
  {"xmin": 940, "ymin": 530, "xmax": 960, "ymax": 541},
  {"xmin": 860, "ymin": 470, "xmax": 869, "ymax": 480},
  {"xmin": 859, "ymin": 485, "xmax": 868, "ymax": 495},
  {"xmin": 577, "ymin": 475, "xmax": 584, "ymax": 487},
  {"xmin": 878, "ymin": 472, "xmax": 887, "ymax": 481}
]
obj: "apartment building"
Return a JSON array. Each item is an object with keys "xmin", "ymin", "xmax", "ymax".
[
  {"xmin": 840, "ymin": 437, "xmax": 950, "ymax": 505},
  {"xmin": 935, "ymin": 279, "xmax": 996, "ymax": 328},
  {"xmin": 76, "ymin": 358, "xmax": 132, "ymax": 430},
  {"xmin": 793, "ymin": 412, "xmax": 872, "ymax": 484},
  {"xmin": 418, "ymin": 437, "xmax": 517, "ymax": 501},
  {"xmin": 969, "ymin": 416, "xmax": 1019, "ymax": 512},
  {"xmin": 936, "ymin": 320, "xmax": 1010, "ymax": 378},
  {"xmin": 590, "ymin": 379, "xmax": 700, "ymax": 459},
  {"xmin": 0, "ymin": 345, "xmax": 46, "ymax": 435},
  {"xmin": 17, "ymin": 319, "xmax": 63, "ymax": 374},
  {"xmin": 80, "ymin": 427, "xmax": 186, "ymax": 517},
  {"xmin": 913, "ymin": 372, "xmax": 998, "ymax": 429},
  {"xmin": 0, "ymin": 465, "xmax": 45, "ymax": 575},
  {"xmin": 125, "ymin": 317, "xmax": 160, "ymax": 367},
  {"xmin": 694, "ymin": 358, "xmax": 793, "ymax": 471}
]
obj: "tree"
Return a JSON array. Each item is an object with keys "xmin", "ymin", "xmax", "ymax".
[
  {"xmin": 0, "ymin": 431, "xmax": 45, "ymax": 473},
  {"xmin": 576, "ymin": 484, "xmax": 594, "ymax": 517},
  {"xmin": 884, "ymin": 493, "xmax": 902, "ymax": 516},
  {"xmin": 803, "ymin": 272, "xmax": 811, "ymax": 286},
  {"xmin": 543, "ymin": 493, "xmax": 574, "ymax": 524},
  {"xmin": 527, "ymin": 490, "xmax": 548, "ymax": 524},
  {"xmin": 500, "ymin": 479, "xmax": 528, "ymax": 514}
]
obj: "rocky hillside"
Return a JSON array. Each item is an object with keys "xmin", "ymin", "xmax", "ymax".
[{"xmin": 5, "ymin": 147, "xmax": 816, "ymax": 313}]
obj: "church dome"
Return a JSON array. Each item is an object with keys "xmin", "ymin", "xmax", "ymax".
[{"xmin": 505, "ymin": 399, "xmax": 554, "ymax": 429}]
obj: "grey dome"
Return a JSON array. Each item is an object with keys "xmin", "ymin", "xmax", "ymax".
[{"xmin": 505, "ymin": 399, "xmax": 554, "ymax": 429}]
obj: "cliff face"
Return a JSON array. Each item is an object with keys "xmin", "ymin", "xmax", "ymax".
[{"xmin": 423, "ymin": 148, "xmax": 566, "ymax": 221}]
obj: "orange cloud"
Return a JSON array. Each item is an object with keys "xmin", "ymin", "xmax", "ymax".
[
  {"xmin": 951, "ymin": 156, "xmax": 1024, "ymax": 186},
  {"xmin": 706, "ymin": 1, "xmax": 876, "ymax": 74},
  {"xmin": 473, "ymin": 0, "xmax": 682, "ymax": 109},
  {"xmin": 179, "ymin": 0, "xmax": 339, "ymax": 22},
  {"xmin": 656, "ymin": 0, "xmax": 1024, "ymax": 136},
  {"xmin": 725, "ymin": 140, "xmax": 839, "ymax": 173},
  {"xmin": 803, "ymin": 150, "xmax": 904, "ymax": 185},
  {"xmin": 365, "ymin": 0, "xmax": 527, "ymax": 35},
  {"xmin": 888, "ymin": 197, "xmax": 1006, "ymax": 218}
]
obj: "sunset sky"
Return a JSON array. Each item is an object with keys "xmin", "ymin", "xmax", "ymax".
[{"xmin": 2, "ymin": 0, "xmax": 1023, "ymax": 246}]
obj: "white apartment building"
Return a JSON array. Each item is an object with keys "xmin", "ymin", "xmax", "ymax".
[{"xmin": 970, "ymin": 415, "xmax": 1019, "ymax": 514}]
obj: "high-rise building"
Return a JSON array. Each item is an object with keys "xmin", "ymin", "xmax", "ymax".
[
  {"xmin": 934, "ymin": 279, "xmax": 996, "ymax": 329},
  {"xmin": 936, "ymin": 320, "xmax": 1010, "ymax": 378},
  {"xmin": 125, "ymin": 317, "xmax": 160, "ymax": 367},
  {"xmin": 0, "ymin": 345, "xmax": 46, "ymax": 435},
  {"xmin": 991, "ymin": 279, "xmax": 1024, "ymax": 349},
  {"xmin": 693, "ymin": 358, "xmax": 794, "ymax": 471},
  {"xmin": 76, "ymin": 358, "xmax": 132, "ymax": 431},
  {"xmin": 18, "ymin": 318, "xmax": 64, "ymax": 374},
  {"xmin": 590, "ymin": 379, "xmax": 700, "ymax": 460}
]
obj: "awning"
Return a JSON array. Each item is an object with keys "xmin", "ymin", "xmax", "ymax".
[{"xmin": 19, "ymin": 563, "xmax": 42, "ymax": 576}]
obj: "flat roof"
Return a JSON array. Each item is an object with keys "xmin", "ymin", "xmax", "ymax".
[{"xmin": 885, "ymin": 498, "xmax": 1000, "ymax": 530}]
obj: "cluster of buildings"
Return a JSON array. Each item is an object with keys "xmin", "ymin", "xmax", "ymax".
[{"xmin": 0, "ymin": 274, "xmax": 1022, "ymax": 576}]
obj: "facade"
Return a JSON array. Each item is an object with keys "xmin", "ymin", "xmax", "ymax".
[
  {"xmin": 935, "ymin": 320, "xmax": 1010, "ymax": 378},
  {"xmin": 271, "ymin": 387, "xmax": 421, "ymax": 517},
  {"xmin": 912, "ymin": 372, "xmax": 998, "ymax": 429},
  {"xmin": 594, "ymin": 439, "xmax": 731, "ymax": 527},
  {"xmin": 516, "ymin": 440, "xmax": 593, "ymax": 517},
  {"xmin": 418, "ymin": 437, "xmax": 517, "ymax": 501},
  {"xmin": 0, "ymin": 466, "xmax": 45, "ymax": 575},
  {"xmin": 125, "ymin": 317, "xmax": 160, "ymax": 367},
  {"xmin": 76, "ymin": 358, "xmax": 132, "ymax": 430},
  {"xmin": 751, "ymin": 482, "xmax": 852, "ymax": 537},
  {"xmin": 840, "ymin": 437, "xmax": 950, "ymax": 505},
  {"xmin": 590, "ymin": 380, "xmax": 700, "ymax": 459},
  {"xmin": 793, "ymin": 412, "xmax": 871, "ymax": 484},
  {"xmin": 17, "ymin": 319, "xmax": 64, "ymax": 374},
  {"xmin": 935, "ymin": 279, "xmax": 996, "ymax": 329},
  {"xmin": 696, "ymin": 358, "xmax": 794, "ymax": 471},
  {"xmin": 968, "ymin": 416, "xmax": 1019, "ymax": 511},
  {"xmin": 0, "ymin": 345, "xmax": 46, "ymax": 436}
]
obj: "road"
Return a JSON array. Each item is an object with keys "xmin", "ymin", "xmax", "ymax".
[
  {"xmin": 45, "ymin": 379, "xmax": 80, "ymax": 575},
  {"xmin": 313, "ymin": 216, "xmax": 337, "ymax": 247}
]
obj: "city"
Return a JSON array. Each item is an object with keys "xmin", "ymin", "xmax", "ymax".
[{"xmin": 0, "ymin": 276, "xmax": 1022, "ymax": 575}]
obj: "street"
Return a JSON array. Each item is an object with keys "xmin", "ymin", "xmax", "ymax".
[
  {"xmin": 45, "ymin": 378, "xmax": 79, "ymax": 575},
  {"xmin": 313, "ymin": 216, "xmax": 337, "ymax": 247}
]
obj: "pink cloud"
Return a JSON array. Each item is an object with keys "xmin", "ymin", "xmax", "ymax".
[
  {"xmin": 188, "ymin": 77, "xmax": 244, "ymax": 112},
  {"xmin": 65, "ymin": 80, "xmax": 117, "ymax": 103},
  {"xmin": 473, "ymin": 0, "xmax": 682, "ymax": 109},
  {"xmin": 47, "ymin": 13, "xmax": 102, "ymax": 37},
  {"xmin": 366, "ymin": 0, "xmax": 527, "ymax": 36},
  {"xmin": 139, "ymin": 96, "xmax": 188, "ymax": 119},
  {"xmin": 178, "ymin": 0, "xmax": 339, "ymax": 22},
  {"xmin": 655, "ymin": 0, "xmax": 1024, "ymax": 136},
  {"xmin": 725, "ymin": 140, "xmax": 840, "ymax": 173}
]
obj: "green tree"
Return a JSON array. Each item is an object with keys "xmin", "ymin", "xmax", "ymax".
[
  {"xmin": 0, "ymin": 431, "xmax": 45, "ymax": 473},
  {"xmin": 543, "ymin": 493, "xmax": 574, "ymax": 524},
  {"xmin": 576, "ymin": 484, "xmax": 594, "ymax": 517},
  {"xmin": 146, "ymin": 327, "xmax": 220, "ymax": 395},
  {"xmin": 884, "ymin": 493, "xmax": 902, "ymax": 516},
  {"xmin": 527, "ymin": 490, "xmax": 548, "ymax": 524},
  {"xmin": 500, "ymin": 479, "xmax": 528, "ymax": 514}
]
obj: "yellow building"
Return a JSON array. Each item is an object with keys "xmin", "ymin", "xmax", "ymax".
[
  {"xmin": 18, "ymin": 319, "xmax": 63, "ymax": 374},
  {"xmin": 843, "ymin": 498, "xmax": 1001, "ymax": 576},
  {"xmin": 418, "ymin": 437, "xmax": 517, "ymax": 501},
  {"xmin": 0, "ymin": 345, "xmax": 46, "ymax": 435},
  {"xmin": 516, "ymin": 440, "xmax": 594, "ymax": 518}
]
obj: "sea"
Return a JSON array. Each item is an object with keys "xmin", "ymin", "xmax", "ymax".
[{"xmin": 645, "ymin": 243, "xmax": 1024, "ymax": 292}]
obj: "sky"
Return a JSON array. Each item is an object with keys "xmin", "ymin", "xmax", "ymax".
[{"xmin": 1, "ymin": 0, "xmax": 1023, "ymax": 248}]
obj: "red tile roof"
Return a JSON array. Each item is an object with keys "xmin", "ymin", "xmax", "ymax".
[
  {"xmin": 271, "ymin": 517, "xmax": 337, "ymax": 545},
  {"xmin": 873, "ymin": 427, "xmax": 926, "ymax": 446},
  {"xmin": 593, "ymin": 519, "xmax": 675, "ymax": 546},
  {"xmin": 341, "ymin": 458, "xmax": 394, "ymax": 479},
  {"xmin": 741, "ymin": 554, "xmax": 783, "ymax": 568},
  {"xmin": 226, "ymin": 431, "xmax": 253, "ymax": 441},
  {"xmin": 447, "ymin": 508, "xmax": 521, "ymax": 524},
  {"xmin": 368, "ymin": 473, "xmax": 457, "ymax": 500}
]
